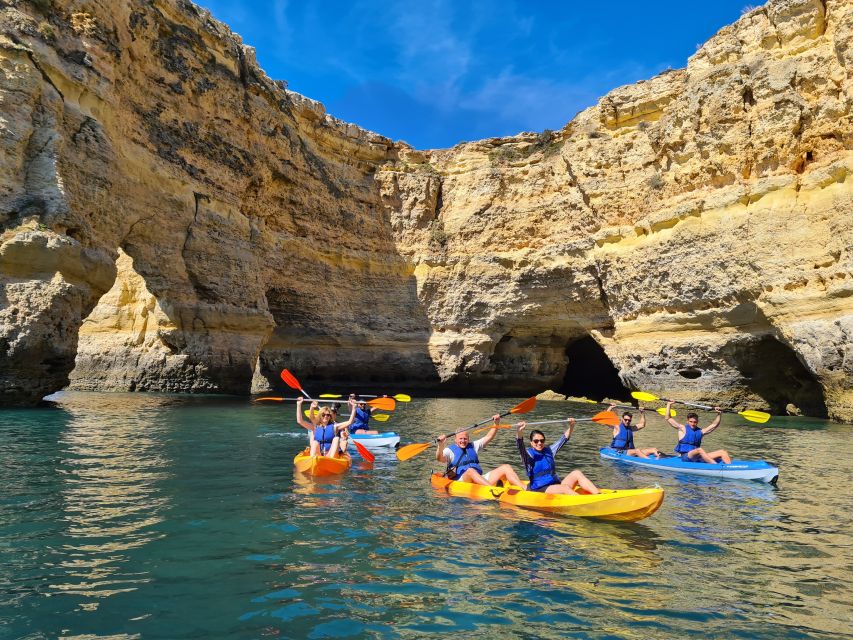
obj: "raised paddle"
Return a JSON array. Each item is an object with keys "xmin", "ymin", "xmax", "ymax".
[
  {"xmin": 631, "ymin": 391, "xmax": 771, "ymax": 424},
  {"xmin": 396, "ymin": 396, "xmax": 537, "ymax": 462},
  {"xmin": 320, "ymin": 393, "xmax": 412, "ymax": 402},
  {"xmin": 281, "ymin": 369, "xmax": 310, "ymax": 399},
  {"xmin": 564, "ymin": 396, "xmax": 675, "ymax": 416},
  {"xmin": 303, "ymin": 409, "xmax": 390, "ymax": 422},
  {"xmin": 256, "ymin": 396, "xmax": 394, "ymax": 410},
  {"xmin": 470, "ymin": 411, "xmax": 620, "ymax": 435}
]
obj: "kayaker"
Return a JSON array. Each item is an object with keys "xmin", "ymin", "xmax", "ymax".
[
  {"xmin": 348, "ymin": 394, "xmax": 380, "ymax": 435},
  {"xmin": 665, "ymin": 401, "xmax": 732, "ymax": 464},
  {"xmin": 603, "ymin": 405, "xmax": 660, "ymax": 458},
  {"xmin": 296, "ymin": 397, "xmax": 356, "ymax": 458},
  {"xmin": 515, "ymin": 420, "xmax": 600, "ymax": 495},
  {"xmin": 435, "ymin": 416, "xmax": 525, "ymax": 487}
]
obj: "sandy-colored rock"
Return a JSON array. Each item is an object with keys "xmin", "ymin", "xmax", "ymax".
[{"xmin": 0, "ymin": 0, "xmax": 850, "ymax": 421}]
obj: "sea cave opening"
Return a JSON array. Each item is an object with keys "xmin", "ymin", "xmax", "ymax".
[{"xmin": 558, "ymin": 335, "xmax": 631, "ymax": 402}]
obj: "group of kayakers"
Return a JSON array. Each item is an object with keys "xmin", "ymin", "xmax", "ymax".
[
  {"xmin": 433, "ymin": 400, "xmax": 731, "ymax": 495},
  {"xmin": 295, "ymin": 394, "xmax": 381, "ymax": 457}
]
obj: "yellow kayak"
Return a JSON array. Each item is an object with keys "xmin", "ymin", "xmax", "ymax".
[
  {"xmin": 430, "ymin": 474, "xmax": 664, "ymax": 522},
  {"xmin": 293, "ymin": 449, "xmax": 352, "ymax": 477}
]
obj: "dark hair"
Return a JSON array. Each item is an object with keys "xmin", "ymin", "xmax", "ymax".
[
  {"xmin": 622, "ymin": 411, "xmax": 633, "ymax": 418},
  {"xmin": 529, "ymin": 429, "xmax": 546, "ymax": 441},
  {"xmin": 331, "ymin": 403, "xmax": 341, "ymax": 414},
  {"xmin": 686, "ymin": 412, "xmax": 699, "ymax": 421}
]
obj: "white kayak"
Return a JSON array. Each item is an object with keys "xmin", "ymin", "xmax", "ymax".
[
  {"xmin": 350, "ymin": 431, "xmax": 400, "ymax": 450},
  {"xmin": 599, "ymin": 447, "xmax": 779, "ymax": 484}
]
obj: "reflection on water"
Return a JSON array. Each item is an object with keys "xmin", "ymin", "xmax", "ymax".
[{"xmin": 0, "ymin": 392, "xmax": 851, "ymax": 639}]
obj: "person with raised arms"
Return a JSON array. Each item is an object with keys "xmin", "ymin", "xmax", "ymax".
[
  {"xmin": 348, "ymin": 394, "xmax": 380, "ymax": 435},
  {"xmin": 296, "ymin": 397, "xmax": 356, "ymax": 458},
  {"xmin": 435, "ymin": 416, "xmax": 525, "ymax": 487},
  {"xmin": 515, "ymin": 420, "xmax": 600, "ymax": 495},
  {"xmin": 602, "ymin": 405, "xmax": 660, "ymax": 458},
  {"xmin": 664, "ymin": 400, "xmax": 731, "ymax": 464}
]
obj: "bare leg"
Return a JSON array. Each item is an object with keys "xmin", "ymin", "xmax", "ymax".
[
  {"xmin": 547, "ymin": 469, "xmax": 599, "ymax": 495},
  {"xmin": 309, "ymin": 440, "xmax": 321, "ymax": 457},
  {"xmin": 352, "ymin": 429, "xmax": 380, "ymax": 435},
  {"xmin": 639, "ymin": 447, "xmax": 660, "ymax": 457},
  {"xmin": 626, "ymin": 448, "xmax": 650, "ymax": 459},
  {"xmin": 706, "ymin": 449, "xmax": 731, "ymax": 464},
  {"xmin": 486, "ymin": 464, "xmax": 524, "ymax": 487},
  {"xmin": 688, "ymin": 448, "xmax": 718, "ymax": 464},
  {"xmin": 325, "ymin": 436, "xmax": 342, "ymax": 458},
  {"xmin": 459, "ymin": 468, "xmax": 492, "ymax": 486}
]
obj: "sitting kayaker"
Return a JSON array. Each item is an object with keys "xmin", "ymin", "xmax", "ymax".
[
  {"xmin": 296, "ymin": 397, "xmax": 356, "ymax": 458},
  {"xmin": 603, "ymin": 405, "xmax": 660, "ymax": 458},
  {"xmin": 348, "ymin": 394, "xmax": 380, "ymax": 435},
  {"xmin": 665, "ymin": 401, "xmax": 732, "ymax": 464},
  {"xmin": 516, "ymin": 420, "xmax": 600, "ymax": 495},
  {"xmin": 435, "ymin": 416, "xmax": 525, "ymax": 487}
]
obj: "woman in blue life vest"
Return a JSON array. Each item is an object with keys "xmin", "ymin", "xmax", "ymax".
[
  {"xmin": 601, "ymin": 405, "xmax": 660, "ymax": 458},
  {"xmin": 348, "ymin": 394, "xmax": 380, "ymax": 435},
  {"xmin": 295, "ymin": 397, "xmax": 356, "ymax": 458},
  {"xmin": 435, "ymin": 415, "xmax": 525, "ymax": 487},
  {"xmin": 515, "ymin": 419, "xmax": 599, "ymax": 495},
  {"xmin": 664, "ymin": 400, "xmax": 731, "ymax": 463}
]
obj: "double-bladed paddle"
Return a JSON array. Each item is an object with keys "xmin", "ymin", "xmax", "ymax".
[
  {"xmin": 469, "ymin": 411, "xmax": 620, "ymax": 435},
  {"xmin": 631, "ymin": 391, "xmax": 770, "ymax": 424},
  {"xmin": 320, "ymin": 393, "xmax": 412, "ymax": 402},
  {"xmin": 255, "ymin": 396, "xmax": 395, "ymax": 411},
  {"xmin": 396, "ymin": 396, "xmax": 538, "ymax": 462},
  {"xmin": 302, "ymin": 409, "xmax": 390, "ymax": 422},
  {"xmin": 566, "ymin": 396, "xmax": 676, "ymax": 417}
]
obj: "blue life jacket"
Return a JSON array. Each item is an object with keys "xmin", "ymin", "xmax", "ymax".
[
  {"xmin": 675, "ymin": 425, "xmax": 703, "ymax": 453},
  {"xmin": 611, "ymin": 423, "xmax": 635, "ymax": 451},
  {"xmin": 525, "ymin": 447, "xmax": 561, "ymax": 491},
  {"xmin": 351, "ymin": 406, "xmax": 371, "ymax": 433},
  {"xmin": 313, "ymin": 423, "xmax": 337, "ymax": 454},
  {"xmin": 447, "ymin": 443, "xmax": 482, "ymax": 478}
]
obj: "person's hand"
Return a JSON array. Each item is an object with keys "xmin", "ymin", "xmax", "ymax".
[
  {"xmin": 714, "ymin": 406, "xmax": 722, "ymax": 414},
  {"xmin": 639, "ymin": 406, "xmax": 645, "ymax": 413},
  {"xmin": 492, "ymin": 414, "xmax": 501, "ymax": 423},
  {"xmin": 436, "ymin": 434, "xmax": 447, "ymax": 444},
  {"xmin": 565, "ymin": 417, "xmax": 576, "ymax": 438},
  {"xmin": 516, "ymin": 422, "xmax": 526, "ymax": 434},
  {"xmin": 606, "ymin": 404, "xmax": 616, "ymax": 412},
  {"xmin": 667, "ymin": 399, "xmax": 675, "ymax": 405},
  {"xmin": 348, "ymin": 398, "xmax": 356, "ymax": 408},
  {"xmin": 297, "ymin": 397, "xmax": 304, "ymax": 405}
]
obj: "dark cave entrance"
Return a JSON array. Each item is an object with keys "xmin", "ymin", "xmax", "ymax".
[
  {"xmin": 558, "ymin": 335, "xmax": 631, "ymax": 402},
  {"xmin": 724, "ymin": 335, "xmax": 828, "ymax": 417}
]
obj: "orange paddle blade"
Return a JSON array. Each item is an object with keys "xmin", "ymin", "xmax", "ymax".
[
  {"xmin": 591, "ymin": 410, "xmax": 620, "ymax": 427},
  {"xmin": 366, "ymin": 397, "xmax": 396, "ymax": 411},
  {"xmin": 510, "ymin": 396, "xmax": 537, "ymax": 414},
  {"xmin": 396, "ymin": 442, "xmax": 432, "ymax": 461},
  {"xmin": 254, "ymin": 397, "xmax": 285, "ymax": 402},
  {"xmin": 352, "ymin": 440, "xmax": 375, "ymax": 463},
  {"xmin": 280, "ymin": 369, "xmax": 303, "ymax": 391}
]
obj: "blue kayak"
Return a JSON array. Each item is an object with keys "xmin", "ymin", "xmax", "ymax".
[
  {"xmin": 599, "ymin": 447, "xmax": 779, "ymax": 484},
  {"xmin": 350, "ymin": 431, "xmax": 399, "ymax": 450}
]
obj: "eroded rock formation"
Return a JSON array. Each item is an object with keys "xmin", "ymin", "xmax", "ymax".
[{"xmin": 0, "ymin": 0, "xmax": 850, "ymax": 420}]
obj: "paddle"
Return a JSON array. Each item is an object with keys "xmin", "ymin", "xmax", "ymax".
[
  {"xmin": 565, "ymin": 396, "xmax": 675, "ymax": 416},
  {"xmin": 349, "ymin": 439, "xmax": 375, "ymax": 462},
  {"xmin": 470, "ymin": 411, "xmax": 620, "ymax": 435},
  {"xmin": 396, "ymin": 396, "xmax": 537, "ymax": 462},
  {"xmin": 256, "ymin": 396, "xmax": 394, "ymax": 410},
  {"xmin": 281, "ymin": 369, "xmax": 310, "ymax": 399},
  {"xmin": 320, "ymin": 393, "xmax": 412, "ymax": 402},
  {"xmin": 303, "ymin": 409, "xmax": 390, "ymax": 422},
  {"xmin": 631, "ymin": 391, "xmax": 771, "ymax": 424}
]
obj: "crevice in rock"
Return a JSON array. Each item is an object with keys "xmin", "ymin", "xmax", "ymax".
[
  {"xmin": 7, "ymin": 33, "xmax": 65, "ymax": 102},
  {"xmin": 557, "ymin": 335, "xmax": 631, "ymax": 401},
  {"xmin": 562, "ymin": 156, "xmax": 597, "ymax": 217}
]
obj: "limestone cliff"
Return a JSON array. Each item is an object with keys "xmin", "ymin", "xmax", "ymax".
[{"xmin": 0, "ymin": 0, "xmax": 850, "ymax": 421}]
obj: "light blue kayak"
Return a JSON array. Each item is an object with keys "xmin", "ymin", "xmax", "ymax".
[
  {"xmin": 599, "ymin": 447, "xmax": 779, "ymax": 484},
  {"xmin": 350, "ymin": 431, "xmax": 400, "ymax": 450}
]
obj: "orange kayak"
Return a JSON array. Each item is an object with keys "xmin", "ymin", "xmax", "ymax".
[
  {"xmin": 430, "ymin": 474, "xmax": 663, "ymax": 522},
  {"xmin": 293, "ymin": 449, "xmax": 352, "ymax": 476}
]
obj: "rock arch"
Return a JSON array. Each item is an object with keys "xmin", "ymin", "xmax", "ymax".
[{"xmin": 558, "ymin": 335, "xmax": 631, "ymax": 401}]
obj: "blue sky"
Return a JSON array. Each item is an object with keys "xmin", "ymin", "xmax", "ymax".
[{"xmin": 198, "ymin": 1, "xmax": 757, "ymax": 149}]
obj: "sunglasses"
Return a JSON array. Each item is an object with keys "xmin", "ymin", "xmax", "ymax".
[{"xmin": 531, "ymin": 438, "xmax": 545, "ymax": 444}]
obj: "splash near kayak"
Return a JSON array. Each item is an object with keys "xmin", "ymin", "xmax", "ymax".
[
  {"xmin": 599, "ymin": 447, "xmax": 779, "ymax": 484},
  {"xmin": 430, "ymin": 474, "xmax": 664, "ymax": 522},
  {"xmin": 293, "ymin": 449, "xmax": 352, "ymax": 476}
]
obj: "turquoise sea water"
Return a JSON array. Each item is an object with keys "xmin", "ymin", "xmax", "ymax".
[{"xmin": 1, "ymin": 392, "xmax": 851, "ymax": 639}]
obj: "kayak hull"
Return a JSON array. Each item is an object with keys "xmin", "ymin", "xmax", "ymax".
[
  {"xmin": 350, "ymin": 431, "xmax": 400, "ymax": 449},
  {"xmin": 430, "ymin": 474, "xmax": 664, "ymax": 522},
  {"xmin": 599, "ymin": 447, "xmax": 779, "ymax": 484},
  {"xmin": 293, "ymin": 449, "xmax": 352, "ymax": 476}
]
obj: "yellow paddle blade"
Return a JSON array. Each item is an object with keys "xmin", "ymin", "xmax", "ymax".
[
  {"xmin": 738, "ymin": 410, "xmax": 771, "ymax": 423},
  {"xmin": 631, "ymin": 391, "xmax": 660, "ymax": 402},
  {"xmin": 654, "ymin": 407, "xmax": 676, "ymax": 417},
  {"xmin": 319, "ymin": 393, "xmax": 342, "ymax": 399},
  {"xmin": 567, "ymin": 396, "xmax": 598, "ymax": 404},
  {"xmin": 372, "ymin": 413, "xmax": 390, "ymax": 422},
  {"xmin": 393, "ymin": 394, "xmax": 412, "ymax": 402},
  {"xmin": 396, "ymin": 442, "xmax": 432, "ymax": 461},
  {"xmin": 591, "ymin": 411, "xmax": 620, "ymax": 427}
]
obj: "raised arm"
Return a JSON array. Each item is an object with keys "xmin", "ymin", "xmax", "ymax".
[
  {"xmin": 479, "ymin": 414, "xmax": 501, "ymax": 447},
  {"xmin": 435, "ymin": 434, "xmax": 448, "ymax": 462},
  {"xmin": 515, "ymin": 422, "xmax": 531, "ymax": 469},
  {"xmin": 634, "ymin": 407, "xmax": 647, "ymax": 431},
  {"xmin": 665, "ymin": 400, "xmax": 682, "ymax": 430},
  {"xmin": 702, "ymin": 407, "xmax": 723, "ymax": 434},
  {"xmin": 336, "ymin": 398, "xmax": 358, "ymax": 432},
  {"xmin": 295, "ymin": 397, "xmax": 314, "ymax": 431},
  {"xmin": 551, "ymin": 418, "xmax": 575, "ymax": 456}
]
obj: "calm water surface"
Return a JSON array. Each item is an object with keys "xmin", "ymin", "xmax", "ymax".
[{"xmin": 1, "ymin": 392, "xmax": 851, "ymax": 639}]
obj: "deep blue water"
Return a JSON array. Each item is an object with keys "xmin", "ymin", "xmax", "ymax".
[{"xmin": 1, "ymin": 392, "xmax": 851, "ymax": 639}]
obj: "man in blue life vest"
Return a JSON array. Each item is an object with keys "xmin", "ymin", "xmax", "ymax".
[
  {"xmin": 515, "ymin": 420, "xmax": 599, "ymax": 495},
  {"xmin": 664, "ymin": 400, "xmax": 731, "ymax": 463},
  {"xmin": 603, "ymin": 405, "xmax": 660, "ymax": 458},
  {"xmin": 348, "ymin": 394, "xmax": 380, "ymax": 435},
  {"xmin": 435, "ymin": 415, "xmax": 525, "ymax": 487}
]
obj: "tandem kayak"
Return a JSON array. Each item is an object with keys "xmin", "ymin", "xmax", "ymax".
[
  {"xmin": 350, "ymin": 431, "xmax": 400, "ymax": 450},
  {"xmin": 599, "ymin": 447, "xmax": 779, "ymax": 484},
  {"xmin": 430, "ymin": 474, "xmax": 664, "ymax": 522},
  {"xmin": 293, "ymin": 449, "xmax": 352, "ymax": 476}
]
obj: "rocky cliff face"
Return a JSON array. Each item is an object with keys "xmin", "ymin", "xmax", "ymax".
[{"xmin": 0, "ymin": 0, "xmax": 850, "ymax": 421}]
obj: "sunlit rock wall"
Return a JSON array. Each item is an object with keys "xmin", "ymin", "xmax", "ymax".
[{"xmin": 0, "ymin": 0, "xmax": 850, "ymax": 420}]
